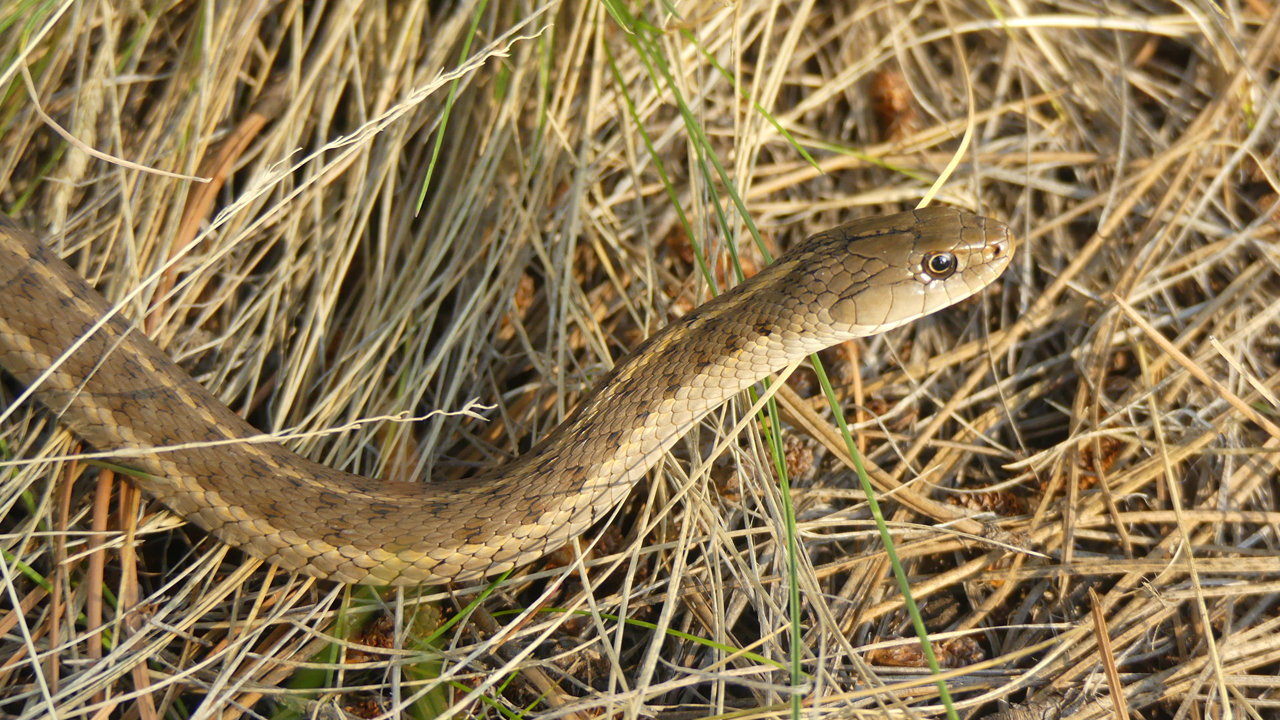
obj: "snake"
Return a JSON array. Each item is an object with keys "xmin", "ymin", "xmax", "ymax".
[{"xmin": 0, "ymin": 207, "xmax": 1012, "ymax": 585}]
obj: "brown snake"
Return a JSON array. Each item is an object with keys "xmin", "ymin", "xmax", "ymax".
[{"xmin": 0, "ymin": 207, "xmax": 1012, "ymax": 585}]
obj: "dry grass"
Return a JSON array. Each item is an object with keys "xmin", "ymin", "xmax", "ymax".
[{"xmin": 1, "ymin": 0, "xmax": 1278, "ymax": 718}]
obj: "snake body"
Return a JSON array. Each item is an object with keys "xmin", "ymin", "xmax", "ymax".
[{"xmin": 0, "ymin": 207, "xmax": 1011, "ymax": 585}]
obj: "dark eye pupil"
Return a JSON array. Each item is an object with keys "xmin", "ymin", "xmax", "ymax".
[{"xmin": 927, "ymin": 253, "xmax": 955, "ymax": 277}]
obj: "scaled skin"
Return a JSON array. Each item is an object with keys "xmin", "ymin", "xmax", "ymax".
[{"xmin": 0, "ymin": 207, "xmax": 1012, "ymax": 585}]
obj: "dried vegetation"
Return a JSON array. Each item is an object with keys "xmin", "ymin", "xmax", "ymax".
[{"xmin": 1, "ymin": 0, "xmax": 1278, "ymax": 719}]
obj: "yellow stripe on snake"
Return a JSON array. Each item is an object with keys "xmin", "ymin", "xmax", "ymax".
[{"xmin": 0, "ymin": 207, "xmax": 1012, "ymax": 585}]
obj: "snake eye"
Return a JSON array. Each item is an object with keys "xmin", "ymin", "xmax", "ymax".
[{"xmin": 923, "ymin": 252, "xmax": 957, "ymax": 280}]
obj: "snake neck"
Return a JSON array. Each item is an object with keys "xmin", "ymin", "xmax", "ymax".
[{"xmin": 485, "ymin": 278, "xmax": 841, "ymax": 543}]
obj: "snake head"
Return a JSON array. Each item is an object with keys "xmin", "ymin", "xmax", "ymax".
[{"xmin": 817, "ymin": 206, "xmax": 1013, "ymax": 336}]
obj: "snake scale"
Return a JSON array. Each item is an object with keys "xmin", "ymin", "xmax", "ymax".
[{"xmin": 0, "ymin": 207, "xmax": 1011, "ymax": 585}]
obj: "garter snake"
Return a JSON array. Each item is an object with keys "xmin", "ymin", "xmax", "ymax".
[{"xmin": 0, "ymin": 207, "xmax": 1012, "ymax": 585}]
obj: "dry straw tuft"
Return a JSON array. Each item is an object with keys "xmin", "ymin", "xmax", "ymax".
[{"xmin": 0, "ymin": 1, "xmax": 1277, "ymax": 718}]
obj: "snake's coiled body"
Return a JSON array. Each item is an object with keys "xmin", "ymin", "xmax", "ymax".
[{"xmin": 0, "ymin": 208, "xmax": 1011, "ymax": 585}]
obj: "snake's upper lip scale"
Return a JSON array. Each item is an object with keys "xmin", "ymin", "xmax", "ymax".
[{"xmin": 0, "ymin": 207, "xmax": 1011, "ymax": 585}]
